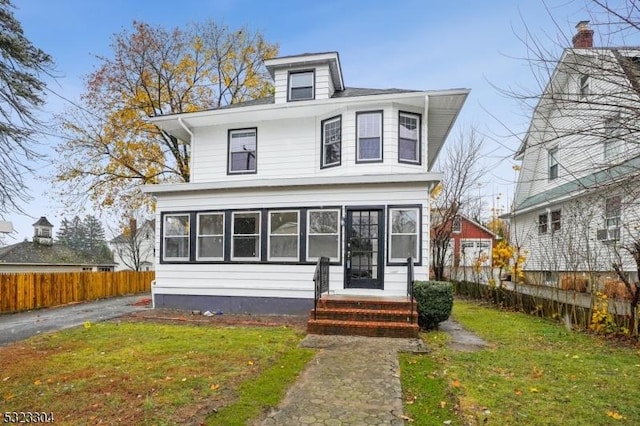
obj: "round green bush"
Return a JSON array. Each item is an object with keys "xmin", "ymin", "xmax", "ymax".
[{"xmin": 413, "ymin": 280, "xmax": 453, "ymax": 330}]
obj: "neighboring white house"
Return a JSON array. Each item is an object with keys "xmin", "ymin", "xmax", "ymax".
[
  {"xmin": 143, "ymin": 51, "xmax": 469, "ymax": 314},
  {"xmin": 509, "ymin": 22, "xmax": 640, "ymax": 285},
  {"xmin": 109, "ymin": 219, "xmax": 155, "ymax": 271}
]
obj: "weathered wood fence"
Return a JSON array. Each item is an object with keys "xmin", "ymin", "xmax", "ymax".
[{"xmin": 0, "ymin": 271, "xmax": 154, "ymax": 313}]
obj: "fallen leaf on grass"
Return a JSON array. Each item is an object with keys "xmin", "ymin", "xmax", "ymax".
[
  {"xmin": 210, "ymin": 384, "xmax": 220, "ymax": 391},
  {"xmin": 400, "ymin": 414, "xmax": 414, "ymax": 422},
  {"xmin": 529, "ymin": 387, "xmax": 539, "ymax": 393},
  {"xmin": 2, "ymin": 377, "xmax": 9, "ymax": 382},
  {"xmin": 33, "ymin": 379, "xmax": 42, "ymax": 386},
  {"xmin": 4, "ymin": 394, "xmax": 14, "ymax": 401},
  {"xmin": 451, "ymin": 379, "xmax": 461, "ymax": 388},
  {"xmin": 439, "ymin": 401, "xmax": 447, "ymax": 408},
  {"xmin": 515, "ymin": 390, "xmax": 522, "ymax": 396},
  {"xmin": 247, "ymin": 360, "xmax": 254, "ymax": 366},
  {"xmin": 607, "ymin": 411, "xmax": 625, "ymax": 420}
]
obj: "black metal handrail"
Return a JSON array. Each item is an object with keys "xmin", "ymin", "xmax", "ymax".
[
  {"xmin": 313, "ymin": 256, "xmax": 330, "ymax": 320},
  {"xmin": 407, "ymin": 256, "xmax": 415, "ymax": 324}
]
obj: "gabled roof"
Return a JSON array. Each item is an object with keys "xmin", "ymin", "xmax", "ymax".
[
  {"xmin": 0, "ymin": 241, "xmax": 115, "ymax": 266},
  {"xmin": 110, "ymin": 219, "xmax": 155, "ymax": 244}
]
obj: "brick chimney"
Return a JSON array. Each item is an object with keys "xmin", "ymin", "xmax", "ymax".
[{"xmin": 572, "ymin": 20, "xmax": 593, "ymax": 48}]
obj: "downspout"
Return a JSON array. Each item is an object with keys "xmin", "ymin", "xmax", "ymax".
[{"xmin": 177, "ymin": 117, "xmax": 194, "ymax": 181}]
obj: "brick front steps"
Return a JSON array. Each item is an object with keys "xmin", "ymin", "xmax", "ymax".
[{"xmin": 307, "ymin": 296, "xmax": 419, "ymax": 338}]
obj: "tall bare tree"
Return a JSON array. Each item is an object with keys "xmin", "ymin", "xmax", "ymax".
[
  {"xmin": 0, "ymin": 0, "xmax": 53, "ymax": 215},
  {"xmin": 431, "ymin": 127, "xmax": 487, "ymax": 280},
  {"xmin": 55, "ymin": 20, "xmax": 278, "ymax": 213}
]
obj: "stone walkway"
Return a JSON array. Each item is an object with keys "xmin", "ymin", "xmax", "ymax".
[{"xmin": 260, "ymin": 319, "xmax": 487, "ymax": 425}]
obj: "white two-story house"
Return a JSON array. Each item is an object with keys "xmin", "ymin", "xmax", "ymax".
[
  {"xmin": 143, "ymin": 52, "xmax": 468, "ymax": 314},
  {"xmin": 510, "ymin": 22, "xmax": 640, "ymax": 286}
]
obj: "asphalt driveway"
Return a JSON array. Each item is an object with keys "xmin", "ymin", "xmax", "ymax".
[{"xmin": 0, "ymin": 294, "xmax": 152, "ymax": 345}]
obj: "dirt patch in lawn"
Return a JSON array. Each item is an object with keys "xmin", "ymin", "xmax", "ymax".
[{"xmin": 124, "ymin": 308, "xmax": 309, "ymax": 330}]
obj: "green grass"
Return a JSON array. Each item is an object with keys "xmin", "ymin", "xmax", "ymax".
[
  {"xmin": 401, "ymin": 300, "xmax": 640, "ymax": 425},
  {"xmin": 0, "ymin": 321, "xmax": 312, "ymax": 425}
]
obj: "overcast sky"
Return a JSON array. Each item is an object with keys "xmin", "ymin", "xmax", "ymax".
[{"xmin": 5, "ymin": 0, "xmax": 637, "ymax": 241}]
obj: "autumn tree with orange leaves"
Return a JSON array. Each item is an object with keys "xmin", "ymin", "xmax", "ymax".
[{"xmin": 55, "ymin": 20, "xmax": 278, "ymax": 213}]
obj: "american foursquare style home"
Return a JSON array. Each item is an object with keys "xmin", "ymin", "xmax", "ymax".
[{"xmin": 143, "ymin": 52, "xmax": 468, "ymax": 319}]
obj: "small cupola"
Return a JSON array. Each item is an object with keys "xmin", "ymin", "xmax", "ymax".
[
  {"xmin": 33, "ymin": 216, "xmax": 54, "ymax": 246},
  {"xmin": 264, "ymin": 52, "xmax": 344, "ymax": 104}
]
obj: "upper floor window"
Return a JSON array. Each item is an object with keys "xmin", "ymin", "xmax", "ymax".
[
  {"xmin": 321, "ymin": 116, "xmax": 341, "ymax": 168},
  {"xmin": 604, "ymin": 116, "xmax": 623, "ymax": 160},
  {"xmin": 356, "ymin": 111, "xmax": 383, "ymax": 163},
  {"xmin": 538, "ymin": 213, "xmax": 548, "ymax": 234},
  {"xmin": 605, "ymin": 196, "xmax": 621, "ymax": 229},
  {"xmin": 538, "ymin": 209, "xmax": 561, "ymax": 234},
  {"xmin": 398, "ymin": 112, "xmax": 420, "ymax": 164},
  {"xmin": 228, "ymin": 128, "xmax": 257, "ymax": 174},
  {"xmin": 452, "ymin": 216, "xmax": 462, "ymax": 233},
  {"xmin": 548, "ymin": 147, "xmax": 558, "ymax": 180},
  {"xmin": 196, "ymin": 212, "xmax": 224, "ymax": 261},
  {"xmin": 288, "ymin": 71, "xmax": 314, "ymax": 101},
  {"xmin": 163, "ymin": 214, "xmax": 190, "ymax": 261},
  {"xmin": 550, "ymin": 210, "xmax": 561, "ymax": 232},
  {"xmin": 579, "ymin": 74, "xmax": 589, "ymax": 97}
]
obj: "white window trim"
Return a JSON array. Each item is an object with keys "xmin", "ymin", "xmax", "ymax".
[
  {"xmin": 231, "ymin": 211, "xmax": 261, "ymax": 261},
  {"xmin": 288, "ymin": 70, "xmax": 314, "ymax": 101},
  {"xmin": 452, "ymin": 216, "xmax": 462, "ymax": 233},
  {"xmin": 398, "ymin": 112, "xmax": 420, "ymax": 164},
  {"xmin": 306, "ymin": 209, "xmax": 341, "ymax": 262},
  {"xmin": 268, "ymin": 210, "xmax": 300, "ymax": 262},
  {"xmin": 163, "ymin": 213, "xmax": 190, "ymax": 261},
  {"xmin": 196, "ymin": 212, "xmax": 224, "ymax": 261},
  {"xmin": 388, "ymin": 207, "xmax": 420, "ymax": 263},
  {"xmin": 321, "ymin": 116, "xmax": 342, "ymax": 168},
  {"xmin": 356, "ymin": 111, "xmax": 383, "ymax": 162},
  {"xmin": 605, "ymin": 196, "xmax": 622, "ymax": 229}
]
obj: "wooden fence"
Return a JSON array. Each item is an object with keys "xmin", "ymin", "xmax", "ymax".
[{"xmin": 0, "ymin": 271, "xmax": 155, "ymax": 313}]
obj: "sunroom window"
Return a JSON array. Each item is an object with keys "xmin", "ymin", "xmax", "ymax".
[
  {"xmin": 289, "ymin": 71, "xmax": 314, "ymax": 101},
  {"xmin": 307, "ymin": 209, "xmax": 340, "ymax": 261},
  {"xmin": 196, "ymin": 213, "xmax": 224, "ymax": 260},
  {"xmin": 389, "ymin": 208, "xmax": 419, "ymax": 262},
  {"xmin": 269, "ymin": 211, "xmax": 299, "ymax": 261},
  {"xmin": 232, "ymin": 212, "xmax": 260, "ymax": 260},
  {"xmin": 163, "ymin": 214, "xmax": 190, "ymax": 261}
]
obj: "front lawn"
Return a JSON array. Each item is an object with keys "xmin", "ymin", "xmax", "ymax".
[
  {"xmin": 0, "ymin": 321, "xmax": 313, "ymax": 425},
  {"xmin": 402, "ymin": 300, "xmax": 640, "ymax": 425}
]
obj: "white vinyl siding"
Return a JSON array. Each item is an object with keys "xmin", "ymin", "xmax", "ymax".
[
  {"xmin": 268, "ymin": 211, "xmax": 299, "ymax": 261},
  {"xmin": 231, "ymin": 211, "xmax": 261, "ymax": 261},
  {"xmin": 389, "ymin": 207, "xmax": 419, "ymax": 262},
  {"xmin": 307, "ymin": 209, "xmax": 340, "ymax": 262},
  {"xmin": 604, "ymin": 116, "xmax": 624, "ymax": 160},
  {"xmin": 196, "ymin": 213, "xmax": 224, "ymax": 261},
  {"xmin": 163, "ymin": 214, "xmax": 190, "ymax": 261}
]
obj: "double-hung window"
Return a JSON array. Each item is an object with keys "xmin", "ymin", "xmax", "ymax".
[
  {"xmin": 604, "ymin": 116, "xmax": 623, "ymax": 160},
  {"xmin": 538, "ymin": 213, "xmax": 548, "ymax": 234},
  {"xmin": 163, "ymin": 214, "xmax": 190, "ymax": 261},
  {"xmin": 289, "ymin": 71, "xmax": 314, "ymax": 101},
  {"xmin": 268, "ymin": 211, "xmax": 299, "ymax": 261},
  {"xmin": 398, "ymin": 112, "xmax": 420, "ymax": 163},
  {"xmin": 604, "ymin": 196, "xmax": 621, "ymax": 242},
  {"xmin": 356, "ymin": 111, "xmax": 383, "ymax": 162},
  {"xmin": 228, "ymin": 129, "xmax": 257, "ymax": 174},
  {"xmin": 389, "ymin": 207, "xmax": 419, "ymax": 263},
  {"xmin": 321, "ymin": 116, "xmax": 341, "ymax": 168},
  {"xmin": 579, "ymin": 74, "xmax": 589, "ymax": 97},
  {"xmin": 196, "ymin": 213, "xmax": 224, "ymax": 260},
  {"xmin": 550, "ymin": 210, "xmax": 561, "ymax": 232},
  {"xmin": 548, "ymin": 147, "xmax": 558, "ymax": 180},
  {"xmin": 307, "ymin": 209, "xmax": 340, "ymax": 261},
  {"xmin": 232, "ymin": 212, "xmax": 260, "ymax": 260}
]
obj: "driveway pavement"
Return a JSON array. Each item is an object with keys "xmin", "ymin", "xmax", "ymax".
[{"xmin": 0, "ymin": 294, "xmax": 152, "ymax": 345}]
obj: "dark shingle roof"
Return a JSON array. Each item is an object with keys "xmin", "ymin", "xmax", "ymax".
[
  {"xmin": 0, "ymin": 241, "xmax": 114, "ymax": 266},
  {"xmin": 32, "ymin": 216, "xmax": 54, "ymax": 227}
]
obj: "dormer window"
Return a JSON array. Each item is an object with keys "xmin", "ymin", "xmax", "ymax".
[
  {"xmin": 579, "ymin": 74, "xmax": 589, "ymax": 97},
  {"xmin": 288, "ymin": 71, "xmax": 314, "ymax": 101}
]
